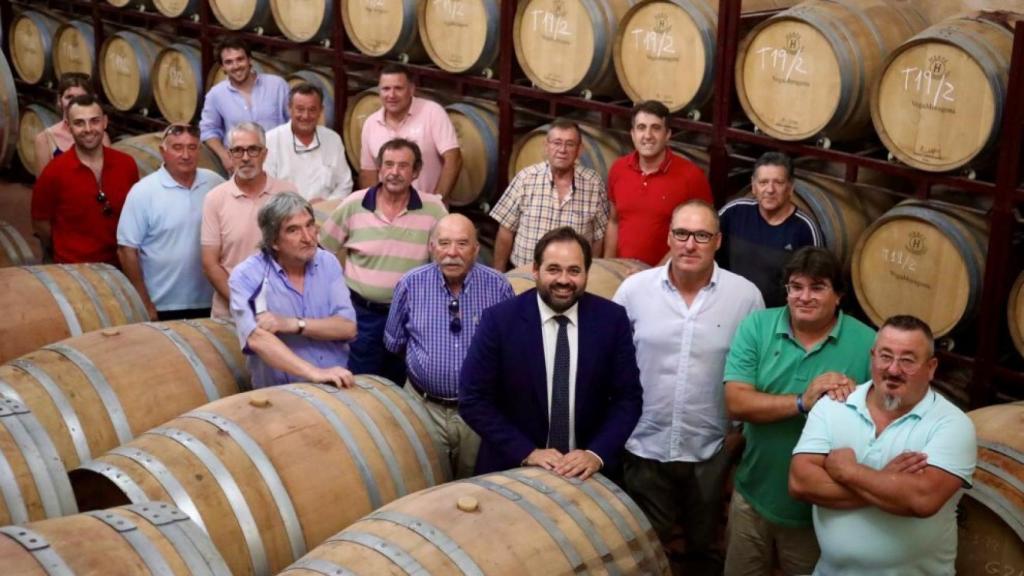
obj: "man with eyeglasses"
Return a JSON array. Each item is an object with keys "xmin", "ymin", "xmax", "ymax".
[
  {"xmin": 320, "ymin": 138, "xmax": 448, "ymax": 386},
  {"xmin": 718, "ymin": 151, "xmax": 821, "ymax": 306},
  {"xmin": 613, "ymin": 200, "xmax": 763, "ymax": 575},
  {"xmin": 264, "ymin": 83, "xmax": 353, "ymax": 202},
  {"xmin": 722, "ymin": 246, "xmax": 876, "ymax": 576},
  {"xmin": 117, "ymin": 124, "xmax": 225, "ymax": 320},
  {"xmin": 605, "ymin": 100, "xmax": 712, "ymax": 266},
  {"xmin": 490, "ymin": 119, "xmax": 609, "ymax": 271},
  {"xmin": 32, "ymin": 94, "xmax": 139, "ymax": 266},
  {"xmin": 384, "ymin": 214, "xmax": 514, "ymax": 478},
  {"xmin": 790, "ymin": 315, "xmax": 975, "ymax": 575},
  {"xmin": 202, "ymin": 122, "xmax": 296, "ymax": 319}
]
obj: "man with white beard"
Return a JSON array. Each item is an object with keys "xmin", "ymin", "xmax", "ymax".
[{"xmin": 790, "ymin": 315, "xmax": 976, "ymax": 575}]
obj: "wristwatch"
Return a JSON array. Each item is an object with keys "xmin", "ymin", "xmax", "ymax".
[{"xmin": 296, "ymin": 318, "xmax": 306, "ymax": 335}]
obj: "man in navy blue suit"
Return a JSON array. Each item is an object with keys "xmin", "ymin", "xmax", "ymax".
[{"xmin": 460, "ymin": 226, "xmax": 643, "ymax": 479}]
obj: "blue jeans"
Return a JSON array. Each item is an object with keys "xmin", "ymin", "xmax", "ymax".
[{"xmin": 349, "ymin": 299, "xmax": 406, "ymax": 386}]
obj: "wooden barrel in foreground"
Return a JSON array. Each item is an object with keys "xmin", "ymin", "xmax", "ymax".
[
  {"xmin": 614, "ymin": 0, "xmax": 797, "ymax": 113},
  {"xmin": 271, "ymin": 0, "xmax": 332, "ymax": 42},
  {"xmin": 0, "ymin": 221, "xmax": 38, "ymax": 268},
  {"xmin": 736, "ymin": 0, "xmax": 927, "ymax": 142},
  {"xmin": 279, "ymin": 467, "xmax": 671, "ymax": 575},
  {"xmin": 507, "ymin": 258, "xmax": 650, "ymax": 299},
  {"xmin": 447, "ymin": 101, "xmax": 498, "ymax": 207},
  {"xmin": 0, "ymin": 502, "xmax": 231, "ymax": 575},
  {"xmin": 16, "ymin": 104, "xmax": 59, "ymax": 177},
  {"xmin": 0, "ymin": 264, "xmax": 148, "ymax": 364},
  {"xmin": 851, "ymin": 200, "xmax": 988, "ymax": 336},
  {"xmin": 99, "ymin": 30, "xmax": 168, "ymax": 114},
  {"xmin": 871, "ymin": 13, "xmax": 1015, "ymax": 173},
  {"xmin": 209, "ymin": 0, "xmax": 277, "ymax": 33},
  {"xmin": 341, "ymin": 0, "xmax": 426, "ymax": 61},
  {"xmin": 419, "ymin": 0, "xmax": 500, "ymax": 75},
  {"xmin": 71, "ymin": 380, "xmax": 450, "ymax": 576},
  {"xmin": 53, "ymin": 19, "xmax": 96, "ymax": 78},
  {"xmin": 509, "ymin": 122, "xmax": 631, "ymax": 180},
  {"xmin": 1009, "ymin": 271, "xmax": 1024, "ymax": 360},
  {"xmin": 0, "ymin": 53, "xmax": 18, "ymax": 169},
  {"xmin": 153, "ymin": 42, "xmax": 203, "ymax": 124},
  {"xmin": 8, "ymin": 10, "xmax": 64, "ymax": 85},
  {"xmin": 0, "ymin": 318, "xmax": 249, "ymax": 473},
  {"xmin": 513, "ymin": 0, "xmax": 634, "ymax": 97},
  {"xmin": 958, "ymin": 403, "xmax": 1024, "ymax": 576},
  {"xmin": 114, "ymin": 132, "xmax": 227, "ymax": 178}
]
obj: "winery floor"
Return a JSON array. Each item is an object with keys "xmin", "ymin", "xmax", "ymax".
[{"xmin": 0, "ymin": 177, "xmax": 42, "ymax": 260}]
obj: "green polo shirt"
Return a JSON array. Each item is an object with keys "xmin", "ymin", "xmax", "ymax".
[{"xmin": 724, "ymin": 307, "xmax": 875, "ymax": 527}]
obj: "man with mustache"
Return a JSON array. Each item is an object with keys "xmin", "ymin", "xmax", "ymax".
[
  {"xmin": 384, "ymin": 214, "xmax": 515, "ymax": 478},
  {"xmin": 460, "ymin": 227, "xmax": 643, "ymax": 480},
  {"xmin": 723, "ymin": 246, "xmax": 875, "ymax": 575},
  {"xmin": 201, "ymin": 122, "xmax": 296, "ymax": 319},
  {"xmin": 790, "ymin": 315, "xmax": 976, "ymax": 575},
  {"xmin": 228, "ymin": 192, "xmax": 357, "ymax": 389},
  {"xmin": 32, "ymin": 94, "xmax": 138, "ymax": 266},
  {"xmin": 320, "ymin": 138, "xmax": 448, "ymax": 386}
]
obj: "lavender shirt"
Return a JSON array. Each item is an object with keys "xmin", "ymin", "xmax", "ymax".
[
  {"xmin": 199, "ymin": 73, "xmax": 290, "ymax": 143},
  {"xmin": 229, "ymin": 248, "xmax": 356, "ymax": 388}
]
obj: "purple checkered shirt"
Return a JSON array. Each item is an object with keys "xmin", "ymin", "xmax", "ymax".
[{"xmin": 384, "ymin": 262, "xmax": 515, "ymax": 398}]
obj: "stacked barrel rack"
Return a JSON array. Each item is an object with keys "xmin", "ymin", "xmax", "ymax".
[{"xmin": 1, "ymin": 0, "xmax": 1023, "ymax": 411}]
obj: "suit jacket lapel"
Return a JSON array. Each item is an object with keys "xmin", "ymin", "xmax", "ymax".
[
  {"xmin": 575, "ymin": 295, "xmax": 593, "ymax": 417},
  {"xmin": 520, "ymin": 291, "xmax": 550, "ymax": 429}
]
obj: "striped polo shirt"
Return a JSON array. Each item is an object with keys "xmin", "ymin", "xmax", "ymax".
[{"xmin": 319, "ymin": 185, "xmax": 447, "ymax": 303}]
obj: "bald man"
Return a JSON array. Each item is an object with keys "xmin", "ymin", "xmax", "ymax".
[{"xmin": 385, "ymin": 214, "xmax": 515, "ymax": 477}]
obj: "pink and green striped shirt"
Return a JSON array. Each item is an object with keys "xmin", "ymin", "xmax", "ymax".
[{"xmin": 319, "ymin": 186, "xmax": 447, "ymax": 303}]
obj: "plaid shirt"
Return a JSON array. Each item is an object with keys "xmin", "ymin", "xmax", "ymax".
[
  {"xmin": 384, "ymin": 263, "xmax": 515, "ymax": 398},
  {"xmin": 490, "ymin": 162, "xmax": 609, "ymax": 268}
]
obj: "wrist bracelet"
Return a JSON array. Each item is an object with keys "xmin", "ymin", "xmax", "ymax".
[{"xmin": 796, "ymin": 394, "xmax": 808, "ymax": 415}]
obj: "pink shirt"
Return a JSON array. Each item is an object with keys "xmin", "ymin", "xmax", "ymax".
[
  {"xmin": 201, "ymin": 175, "xmax": 295, "ymax": 317},
  {"xmin": 359, "ymin": 97, "xmax": 459, "ymax": 196}
]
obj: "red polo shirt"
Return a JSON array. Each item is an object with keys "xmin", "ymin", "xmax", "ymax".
[
  {"xmin": 607, "ymin": 150, "xmax": 712, "ymax": 265},
  {"xmin": 32, "ymin": 146, "xmax": 139, "ymax": 265}
]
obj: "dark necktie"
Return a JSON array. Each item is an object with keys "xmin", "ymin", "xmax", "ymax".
[{"xmin": 549, "ymin": 315, "xmax": 571, "ymax": 453}]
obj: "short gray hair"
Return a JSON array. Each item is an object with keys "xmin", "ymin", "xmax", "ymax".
[
  {"xmin": 258, "ymin": 192, "xmax": 314, "ymax": 252},
  {"xmin": 227, "ymin": 121, "xmax": 266, "ymax": 148}
]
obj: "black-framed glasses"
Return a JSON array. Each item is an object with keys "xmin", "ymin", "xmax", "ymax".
[
  {"xmin": 670, "ymin": 228, "xmax": 717, "ymax": 243},
  {"xmin": 448, "ymin": 298, "xmax": 462, "ymax": 334},
  {"xmin": 293, "ymin": 130, "xmax": 321, "ymax": 154},
  {"xmin": 227, "ymin": 145, "xmax": 265, "ymax": 158},
  {"xmin": 162, "ymin": 123, "xmax": 200, "ymax": 139},
  {"xmin": 96, "ymin": 190, "xmax": 113, "ymax": 217}
]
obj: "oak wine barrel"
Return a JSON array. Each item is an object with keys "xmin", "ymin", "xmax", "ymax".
[
  {"xmin": 279, "ymin": 467, "xmax": 671, "ymax": 575},
  {"xmin": 514, "ymin": 0, "xmax": 636, "ymax": 96},
  {"xmin": 16, "ymin": 104, "xmax": 60, "ymax": 177},
  {"xmin": 71, "ymin": 379, "xmax": 450, "ymax": 576},
  {"xmin": 0, "ymin": 264, "xmax": 148, "ymax": 364},
  {"xmin": 871, "ymin": 13, "xmax": 1015, "ymax": 173},
  {"xmin": 271, "ymin": 0, "xmax": 332, "ymax": 42},
  {"xmin": 736, "ymin": 0, "xmax": 928, "ymax": 142},
  {"xmin": 154, "ymin": 0, "xmax": 200, "ymax": 18},
  {"xmin": 0, "ymin": 221, "xmax": 38, "ymax": 268},
  {"xmin": 447, "ymin": 101, "xmax": 498, "ymax": 207},
  {"xmin": 8, "ymin": 10, "xmax": 64, "ymax": 85},
  {"xmin": 209, "ymin": 0, "xmax": 277, "ymax": 34},
  {"xmin": 958, "ymin": 402, "xmax": 1024, "ymax": 576},
  {"xmin": 341, "ymin": 87, "xmax": 382, "ymax": 168},
  {"xmin": 851, "ymin": 200, "xmax": 988, "ymax": 336},
  {"xmin": 0, "ymin": 502, "xmax": 231, "ymax": 575},
  {"xmin": 614, "ymin": 0, "xmax": 797, "ymax": 113},
  {"xmin": 0, "ymin": 52, "xmax": 18, "ymax": 168},
  {"xmin": 0, "ymin": 318, "xmax": 249, "ymax": 473},
  {"xmin": 419, "ymin": 0, "xmax": 500, "ymax": 75},
  {"xmin": 99, "ymin": 30, "xmax": 168, "ymax": 114},
  {"xmin": 1009, "ymin": 271, "xmax": 1024, "ymax": 360},
  {"xmin": 341, "ymin": 0, "xmax": 427, "ymax": 61},
  {"xmin": 153, "ymin": 42, "xmax": 203, "ymax": 124},
  {"xmin": 114, "ymin": 132, "xmax": 227, "ymax": 178},
  {"xmin": 508, "ymin": 122, "xmax": 630, "ymax": 180},
  {"xmin": 106, "ymin": 0, "xmax": 155, "ymax": 10},
  {"xmin": 287, "ymin": 67, "xmax": 336, "ymax": 128},
  {"xmin": 507, "ymin": 258, "xmax": 650, "ymax": 298},
  {"xmin": 52, "ymin": 19, "xmax": 96, "ymax": 78}
]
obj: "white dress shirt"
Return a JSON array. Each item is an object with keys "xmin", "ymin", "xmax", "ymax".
[
  {"xmin": 538, "ymin": 294, "xmax": 579, "ymax": 450},
  {"xmin": 264, "ymin": 121, "xmax": 353, "ymax": 202},
  {"xmin": 614, "ymin": 263, "xmax": 764, "ymax": 462}
]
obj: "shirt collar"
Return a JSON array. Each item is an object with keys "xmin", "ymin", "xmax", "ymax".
[
  {"xmin": 158, "ymin": 165, "xmax": 207, "ymax": 190},
  {"xmin": 659, "ymin": 261, "xmax": 720, "ymax": 291},
  {"xmin": 229, "ymin": 174, "xmax": 275, "ymax": 198},
  {"xmin": 537, "ymin": 294, "xmax": 579, "ymax": 326},
  {"xmin": 226, "ymin": 72, "xmax": 260, "ymax": 93},
  {"xmin": 627, "ymin": 150, "xmax": 673, "ymax": 174},
  {"xmin": 267, "ymin": 249, "xmax": 319, "ymax": 276},
  {"xmin": 361, "ymin": 184, "xmax": 424, "ymax": 212},
  {"xmin": 374, "ymin": 97, "xmax": 422, "ymax": 127}
]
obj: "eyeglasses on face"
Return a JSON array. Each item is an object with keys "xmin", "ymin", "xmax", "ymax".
[
  {"xmin": 162, "ymin": 123, "xmax": 200, "ymax": 139},
  {"xmin": 96, "ymin": 190, "xmax": 113, "ymax": 217},
  {"xmin": 546, "ymin": 139, "xmax": 579, "ymax": 150},
  {"xmin": 874, "ymin": 352, "xmax": 929, "ymax": 375},
  {"xmin": 227, "ymin": 145, "xmax": 265, "ymax": 158},
  {"xmin": 448, "ymin": 298, "xmax": 462, "ymax": 334},
  {"xmin": 784, "ymin": 282, "xmax": 832, "ymax": 297},
  {"xmin": 670, "ymin": 228, "xmax": 717, "ymax": 243}
]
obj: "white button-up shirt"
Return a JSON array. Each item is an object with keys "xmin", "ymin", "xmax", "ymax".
[
  {"xmin": 265, "ymin": 121, "xmax": 353, "ymax": 202},
  {"xmin": 538, "ymin": 295, "xmax": 579, "ymax": 450},
  {"xmin": 614, "ymin": 263, "xmax": 764, "ymax": 462}
]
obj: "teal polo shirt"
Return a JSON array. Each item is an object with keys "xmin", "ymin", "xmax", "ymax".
[
  {"xmin": 794, "ymin": 383, "xmax": 976, "ymax": 575},
  {"xmin": 724, "ymin": 307, "xmax": 875, "ymax": 526}
]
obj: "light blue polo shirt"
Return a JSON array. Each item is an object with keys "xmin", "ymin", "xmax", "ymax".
[
  {"xmin": 793, "ymin": 382, "xmax": 977, "ymax": 576},
  {"xmin": 117, "ymin": 166, "xmax": 225, "ymax": 311}
]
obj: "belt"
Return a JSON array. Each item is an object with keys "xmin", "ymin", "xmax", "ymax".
[
  {"xmin": 350, "ymin": 290, "xmax": 390, "ymax": 313},
  {"xmin": 409, "ymin": 380, "xmax": 459, "ymax": 408}
]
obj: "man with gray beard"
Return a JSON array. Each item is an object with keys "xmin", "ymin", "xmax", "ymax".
[{"xmin": 790, "ymin": 315, "xmax": 976, "ymax": 575}]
